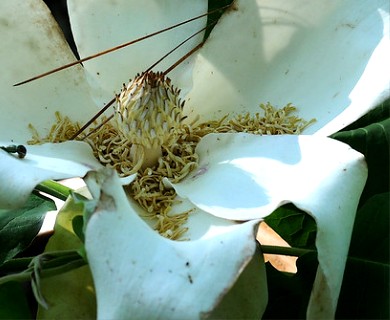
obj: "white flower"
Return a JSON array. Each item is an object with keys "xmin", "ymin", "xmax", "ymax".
[{"xmin": 0, "ymin": 0, "xmax": 388, "ymax": 318}]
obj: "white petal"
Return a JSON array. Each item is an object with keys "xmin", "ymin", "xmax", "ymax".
[
  {"xmin": 68, "ymin": 0, "xmax": 208, "ymax": 106},
  {"xmin": 167, "ymin": 133, "xmax": 366, "ymax": 220},
  {"xmin": 168, "ymin": 196, "xmax": 239, "ymax": 241},
  {"xmin": 167, "ymin": 132, "xmax": 367, "ymax": 318},
  {"xmin": 185, "ymin": 0, "xmax": 390, "ymax": 135},
  {"xmin": 85, "ymin": 168, "xmax": 263, "ymax": 319},
  {"xmin": 0, "ymin": 0, "xmax": 97, "ymax": 144},
  {"xmin": 0, "ymin": 141, "xmax": 101, "ymax": 209}
]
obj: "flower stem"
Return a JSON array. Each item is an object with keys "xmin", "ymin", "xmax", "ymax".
[
  {"xmin": 35, "ymin": 180, "xmax": 73, "ymax": 201},
  {"xmin": 260, "ymin": 245, "xmax": 317, "ymax": 257},
  {"xmin": 0, "ymin": 250, "xmax": 86, "ymax": 285}
]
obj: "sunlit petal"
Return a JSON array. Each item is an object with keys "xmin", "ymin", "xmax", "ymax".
[
  {"xmin": 68, "ymin": 0, "xmax": 208, "ymax": 107},
  {"xmin": 0, "ymin": 0, "xmax": 97, "ymax": 143},
  {"xmin": 0, "ymin": 141, "xmax": 101, "ymax": 209},
  {"xmin": 168, "ymin": 133, "xmax": 367, "ymax": 318},
  {"xmin": 0, "ymin": 1, "xmax": 380, "ymax": 317},
  {"xmin": 185, "ymin": 0, "xmax": 389, "ymax": 135},
  {"xmin": 167, "ymin": 196, "xmax": 239, "ymax": 241},
  {"xmin": 85, "ymin": 169, "xmax": 265, "ymax": 319}
]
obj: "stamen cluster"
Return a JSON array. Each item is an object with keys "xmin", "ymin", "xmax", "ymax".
[{"xmin": 28, "ymin": 76, "xmax": 314, "ymax": 240}]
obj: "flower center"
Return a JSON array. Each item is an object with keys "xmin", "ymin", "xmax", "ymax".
[
  {"xmin": 115, "ymin": 71, "xmax": 184, "ymax": 169},
  {"xmin": 28, "ymin": 74, "xmax": 315, "ymax": 240}
]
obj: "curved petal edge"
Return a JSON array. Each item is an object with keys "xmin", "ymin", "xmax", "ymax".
[
  {"xmin": 0, "ymin": 141, "xmax": 102, "ymax": 209},
  {"xmin": 84, "ymin": 168, "xmax": 264, "ymax": 319},
  {"xmin": 168, "ymin": 133, "xmax": 367, "ymax": 318}
]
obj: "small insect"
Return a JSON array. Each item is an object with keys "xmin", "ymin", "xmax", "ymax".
[{"xmin": 0, "ymin": 144, "xmax": 27, "ymax": 159}]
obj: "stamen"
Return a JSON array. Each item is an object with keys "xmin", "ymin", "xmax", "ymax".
[
  {"xmin": 70, "ymin": 97, "xmax": 115, "ymax": 140},
  {"xmin": 25, "ymin": 4, "xmax": 315, "ymax": 240},
  {"xmin": 29, "ymin": 102, "xmax": 314, "ymax": 240},
  {"xmin": 80, "ymin": 114, "xmax": 114, "ymax": 140}
]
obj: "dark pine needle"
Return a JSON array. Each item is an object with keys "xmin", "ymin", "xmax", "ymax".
[{"xmin": 13, "ymin": 4, "xmax": 231, "ymax": 87}]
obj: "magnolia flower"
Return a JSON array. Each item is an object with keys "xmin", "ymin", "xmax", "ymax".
[{"xmin": 0, "ymin": 0, "xmax": 389, "ymax": 318}]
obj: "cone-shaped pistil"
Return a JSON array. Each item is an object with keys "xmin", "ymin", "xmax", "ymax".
[{"xmin": 115, "ymin": 71, "xmax": 185, "ymax": 168}]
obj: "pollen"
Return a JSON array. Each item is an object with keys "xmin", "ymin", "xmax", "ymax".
[{"xmin": 28, "ymin": 72, "xmax": 315, "ymax": 240}]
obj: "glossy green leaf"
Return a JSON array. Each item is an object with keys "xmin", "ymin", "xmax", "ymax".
[
  {"xmin": 263, "ymin": 253, "xmax": 318, "ymax": 319},
  {"xmin": 336, "ymin": 192, "xmax": 390, "ymax": 319},
  {"xmin": 0, "ymin": 194, "xmax": 55, "ymax": 266},
  {"xmin": 264, "ymin": 204, "xmax": 317, "ymax": 249},
  {"xmin": 332, "ymin": 102, "xmax": 389, "ymax": 318},
  {"xmin": 336, "ymin": 99, "xmax": 390, "ymax": 130},
  {"xmin": 72, "ymin": 215, "xmax": 85, "ymax": 243},
  {"xmin": 331, "ymin": 100, "xmax": 390, "ymax": 204},
  {"xmin": 349, "ymin": 193, "xmax": 389, "ymax": 264},
  {"xmin": 0, "ymin": 281, "xmax": 32, "ymax": 319},
  {"xmin": 205, "ymin": 0, "xmax": 233, "ymax": 39}
]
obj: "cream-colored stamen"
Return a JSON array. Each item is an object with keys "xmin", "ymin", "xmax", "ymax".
[{"xmin": 28, "ymin": 83, "xmax": 315, "ymax": 240}]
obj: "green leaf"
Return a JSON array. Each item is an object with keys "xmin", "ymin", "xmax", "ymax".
[
  {"xmin": 0, "ymin": 194, "xmax": 56, "ymax": 266},
  {"xmin": 330, "ymin": 101, "xmax": 389, "ymax": 318},
  {"xmin": 336, "ymin": 192, "xmax": 390, "ymax": 319},
  {"xmin": 72, "ymin": 215, "xmax": 85, "ymax": 243},
  {"xmin": 264, "ymin": 204, "xmax": 317, "ymax": 249},
  {"xmin": 329, "ymin": 101, "xmax": 390, "ymax": 318},
  {"xmin": 331, "ymin": 100, "xmax": 390, "ymax": 204},
  {"xmin": 263, "ymin": 252, "xmax": 318, "ymax": 319},
  {"xmin": 35, "ymin": 180, "xmax": 73, "ymax": 202},
  {"xmin": 0, "ymin": 281, "xmax": 32, "ymax": 319},
  {"xmin": 71, "ymin": 190, "xmax": 96, "ymax": 238},
  {"xmin": 36, "ymin": 194, "xmax": 96, "ymax": 319},
  {"xmin": 205, "ymin": 0, "xmax": 234, "ymax": 39},
  {"xmin": 349, "ymin": 192, "xmax": 389, "ymax": 264},
  {"xmin": 337, "ymin": 100, "xmax": 390, "ymax": 131}
]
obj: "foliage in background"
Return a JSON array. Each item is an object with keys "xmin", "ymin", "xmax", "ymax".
[
  {"xmin": 0, "ymin": 195, "xmax": 55, "ymax": 265},
  {"xmin": 333, "ymin": 100, "xmax": 390, "ymax": 319}
]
